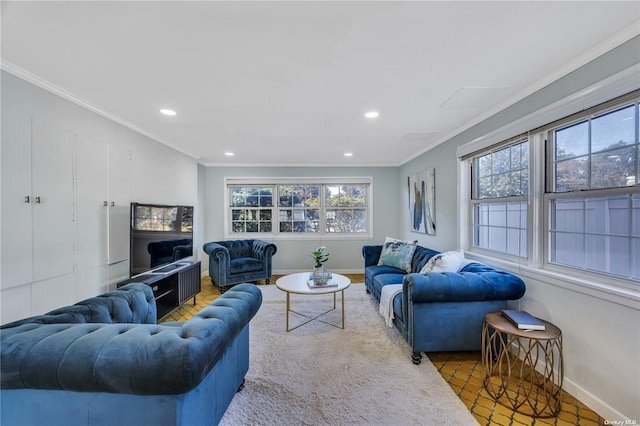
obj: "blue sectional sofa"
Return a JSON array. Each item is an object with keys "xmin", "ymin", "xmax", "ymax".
[
  {"xmin": 1, "ymin": 282, "xmax": 262, "ymax": 426},
  {"xmin": 363, "ymin": 244, "xmax": 526, "ymax": 364}
]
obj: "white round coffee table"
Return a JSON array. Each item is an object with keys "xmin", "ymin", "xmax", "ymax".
[{"xmin": 275, "ymin": 272, "xmax": 351, "ymax": 332}]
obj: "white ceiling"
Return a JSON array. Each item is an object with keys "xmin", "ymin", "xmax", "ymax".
[{"xmin": 2, "ymin": 1, "xmax": 639, "ymax": 166}]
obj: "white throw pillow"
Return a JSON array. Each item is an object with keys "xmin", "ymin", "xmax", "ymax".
[
  {"xmin": 418, "ymin": 255, "xmax": 440, "ymax": 274},
  {"xmin": 420, "ymin": 250, "xmax": 466, "ymax": 274}
]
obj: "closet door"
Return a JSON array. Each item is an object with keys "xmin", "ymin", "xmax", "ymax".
[
  {"xmin": 76, "ymin": 136, "xmax": 109, "ymax": 269},
  {"xmin": 30, "ymin": 118, "xmax": 74, "ymax": 282},
  {"xmin": 107, "ymin": 145, "xmax": 131, "ymax": 264},
  {"xmin": 1, "ymin": 75, "xmax": 33, "ymax": 289}
]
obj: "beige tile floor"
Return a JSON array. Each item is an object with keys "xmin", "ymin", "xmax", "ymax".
[{"xmin": 163, "ymin": 274, "xmax": 604, "ymax": 426}]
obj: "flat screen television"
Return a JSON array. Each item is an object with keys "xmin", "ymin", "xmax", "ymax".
[{"xmin": 129, "ymin": 202, "xmax": 194, "ymax": 277}]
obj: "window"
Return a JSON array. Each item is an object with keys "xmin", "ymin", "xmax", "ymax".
[
  {"xmin": 471, "ymin": 139, "xmax": 529, "ymax": 257},
  {"xmin": 230, "ymin": 186, "xmax": 273, "ymax": 233},
  {"xmin": 226, "ymin": 178, "xmax": 371, "ymax": 238},
  {"xmin": 547, "ymin": 101, "xmax": 639, "ymax": 280},
  {"xmin": 462, "ymin": 89, "xmax": 640, "ymax": 289}
]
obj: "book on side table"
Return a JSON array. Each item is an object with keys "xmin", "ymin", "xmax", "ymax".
[{"xmin": 501, "ymin": 310, "xmax": 546, "ymax": 331}]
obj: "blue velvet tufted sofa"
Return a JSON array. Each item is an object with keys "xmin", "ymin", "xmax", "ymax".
[
  {"xmin": 0, "ymin": 282, "xmax": 262, "ymax": 426},
  {"xmin": 363, "ymin": 244, "xmax": 526, "ymax": 364},
  {"xmin": 203, "ymin": 239, "xmax": 277, "ymax": 292}
]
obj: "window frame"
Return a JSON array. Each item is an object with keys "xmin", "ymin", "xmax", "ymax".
[
  {"xmin": 459, "ymin": 85, "xmax": 640, "ymax": 301},
  {"xmin": 542, "ymin": 97, "xmax": 640, "ymax": 288},
  {"xmin": 469, "ymin": 137, "xmax": 530, "ymax": 259},
  {"xmin": 224, "ymin": 177, "xmax": 373, "ymax": 240}
]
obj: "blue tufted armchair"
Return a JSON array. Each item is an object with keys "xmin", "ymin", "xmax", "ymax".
[{"xmin": 203, "ymin": 239, "xmax": 277, "ymax": 292}]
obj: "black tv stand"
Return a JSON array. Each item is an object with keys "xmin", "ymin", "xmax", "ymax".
[{"xmin": 118, "ymin": 261, "xmax": 201, "ymax": 320}]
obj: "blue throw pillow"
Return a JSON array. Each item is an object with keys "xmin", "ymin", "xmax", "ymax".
[{"xmin": 377, "ymin": 237, "xmax": 417, "ymax": 273}]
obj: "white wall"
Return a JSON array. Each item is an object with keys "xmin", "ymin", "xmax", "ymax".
[
  {"xmin": 200, "ymin": 165, "xmax": 400, "ymax": 274},
  {"xmin": 0, "ymin": 71, "xmax": 199, "ymax": 323},
  {"xmin": 399, "ymin": 36, "xmax": 640, "ymax": 420}
]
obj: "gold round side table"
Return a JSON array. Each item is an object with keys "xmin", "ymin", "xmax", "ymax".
[{"xmin": 482, "ymin": 312, "xmax": 563, "ymax": 417}]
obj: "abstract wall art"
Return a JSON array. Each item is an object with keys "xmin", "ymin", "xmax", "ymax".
[{"xmin": 408, "ymin": 168, "xmax": 436, "ymax": 235}]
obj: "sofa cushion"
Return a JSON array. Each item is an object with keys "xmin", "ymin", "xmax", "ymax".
[
  {"xmin": 230, "ymin": 257, "xmax": 263, "ymax": 274},
  {"xmin": 377, "ymin": 237, "xmax": 417, "ymax": 273}
]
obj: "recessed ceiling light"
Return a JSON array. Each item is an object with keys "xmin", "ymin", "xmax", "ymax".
[
  {"xmin": 160, "ymin": 109, "xmax": 177, "ymax": 116},
  {"xmin": 225, "ymin": 152, "xmax": 234, "ymax": 156},
  {"xmin": 364, "ymin": 111, "xmax": 379, "ymax": 119},
  {"xmin": 344, "ymin": 152, "xmax": 353, "ymax": 157}
]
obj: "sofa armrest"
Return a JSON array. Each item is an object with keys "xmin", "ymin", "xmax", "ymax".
[
  {"xmin": 251, "ymin": 240, "xmax": 277, "ymax": 261},
  {"xmin": 403, "ymin": 270, "xmax": 525, "ymax": 304},
  {"xmin": 203, "ymin": 242, "xmax": 230, "ymax": 263},
  {"xmin": 362, "ymin": 245, "xmax": 383, "ymax": 267},
  {"xmin": 0, "ymin": 284, "xmax": 262, "ymax": 395}
]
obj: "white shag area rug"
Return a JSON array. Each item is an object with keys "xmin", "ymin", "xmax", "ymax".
[{"xmin": 220, "ymin": 284, "xmax": 479, "ymax": 426}]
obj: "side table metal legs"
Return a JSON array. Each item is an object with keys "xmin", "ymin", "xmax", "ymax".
[{"xmin": 482, "ymin": 319, "xmax": 563, "ymax": 417}]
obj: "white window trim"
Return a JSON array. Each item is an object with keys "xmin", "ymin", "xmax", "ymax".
[
  {"xmin": 224, "ymin": 176, "xmax": 374, "ymax": 240},
  {"xmin": 458, "ymin": 65, "xmax": 640, "ymax": 309}
]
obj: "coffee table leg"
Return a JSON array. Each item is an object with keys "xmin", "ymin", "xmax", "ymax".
[
  {"xmin": 341, "ymin": 289, "xmax": 345, "ymax": 329},
  {"xmin": 286, "ymin": 291, "xmax": 290, "ymax": 332}
]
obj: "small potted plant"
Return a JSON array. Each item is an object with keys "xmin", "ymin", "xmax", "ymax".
[{"xmin": 310, "ymin": 246, "xmax": 330, "ymax": 284}]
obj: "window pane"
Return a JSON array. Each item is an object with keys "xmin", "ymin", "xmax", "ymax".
[
  {"xmin": 633, "ymin": 237, "xmax": 640, "ymax": 280},
  {"xmin": 326, "ymin": 185, "xmax": 367, "ymax": 207},
  {"xmin": 586, "ymin": 235, "xmax": 630, "ymax": 278},
  {"xmin": 555, "ymin": 157, "xmax": 588, "ymax": 192},
  {"xmin": 551, "ymin": 199, "xmax": 584, "ymax": 233},
  {"xmin": 478, "ymin": 154, "xmax": 491, "ymax": 177},
  {"xmin": 492, "ymin": 173, "xmax": 513, "ymax": 198},
  {"xmin": 585, "ymin": 196, "xmax": 628, "ymax": 235},
  {"xmin": 507, "ymin": 203, "xmax": 525, "ymax": 228},
  {"xmin": 550, "ymin": 194, "xmax": 637, "ymax": 280},
  {"xmin": 633, "ymin": 195, "xmax": 640, "ymax": 237},
  {"xmin": 231, "ymin": 186, "xmax": 273, "ymax": 207},
  {"xmin": 591, "ymin": 146, "xmax": 636, "ymax": 189},
  {"xmin": 550, "ymin": 232, "xmax": 583, "ymax": 267},
  {"xmin": 259, "ymin": 221, "xmax": 272, "ymax": 233},
  {"xmin": 476, "ymin": 204, "xmax": 489, "ymax": 225},
  {"xmin": 473, "ymin": 140, "xmax": 528, "ymax": 200},
  {"xmin": 279, "ymin": 208, "xmax": 319, "ymax": 233},
  {"xmin": 475, "ymin": 226, "xmax": 489, "ymax": 249},
  {"xmin": 279, "ymin": 185, "xmax": 319, "ymax": 207},
  {"xmin": 488, "ymin": 204, "xmax": 506, "ymax": 226},
  {"xmin": 552, "ymin": 103, "xmax": 638, "ymax": 193},
  {"xmin": 326, "ymin": 208, "xmax": 367, "ymax": 233},
  {"xmin": 507, "ymin": 229, "xmax": 521, "ymax": 256},
  {"xmin": 477, "ymin": 176, "xmax": 492, "ymax": 199},
  {"xmin": 556, "ymin": 121, "xmax": 588, "ymax": 160},
  {"xmin": 488, "ymin": 227, "xmax": 506, "ymax": 252},
  {"xmin": 591, "ymin": 106, "xmax": 635, "ymax": 153},
  {"xmin": 473, "ymin": 201, "xmax": 526, "ymax": 257},
  {"xmin": 492, "ymin": 149, "xmax": 510, "ymax": 174}
]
